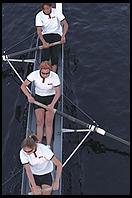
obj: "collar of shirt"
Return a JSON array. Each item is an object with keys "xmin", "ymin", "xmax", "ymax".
[
  {"xmin": 43, "ymin": 8, "xmax": 52, "ymax": 18},
  {"xmin": 39, "ymin": 70, "xmax": 51, "ymax": 83}
]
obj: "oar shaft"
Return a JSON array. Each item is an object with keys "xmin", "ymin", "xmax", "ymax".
[
  {"xmin": 7, "ymin": 46, "xmax": 39, "ymax": 58},
  {"xmin": 56, "ymin": 110, "xmax": 90, "ymax": 128},
  {"xmin": 33, "ymin": 101, "xmax": 90, "ymax": 128},
  {"xmin": 33, "ymin": 100, "xmax": 130, "ymax": 147},
  {"xmin": 105, "ymin": 132, "xmax": 130, "ymax": 146},
  {"xmin": 3, "ymin": 41, "xmax": 62, "ymax": 59},
  {"xmin": 95, "ymin": 127, "xmax": 130, "ymax": 146}
]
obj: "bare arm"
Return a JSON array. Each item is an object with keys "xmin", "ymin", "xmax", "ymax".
[
  {"xmin": 47, "ymin": 86, "xmax": 60, "ymax": 110},
  {"xmin": 24, "ymin": 164, "xmax": 41, "ymax": 195},
  {"xmin": 21, "ymin": 79, "xmax": 34, "ymax": 103},
  {"xmin": 51, "ymin": 156, "xmax": 62, "ymax": 191},
  {"xmin": 36, "ymin": 26, "xmax": 49, "ymax": 48},
  {"xmin": 61, "ymin": 19, "xmax": 68, "ymax": 43}
]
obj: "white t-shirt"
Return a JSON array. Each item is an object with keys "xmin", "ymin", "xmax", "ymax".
[
  {"xmin": 26, "ymin": 70, "xmax": 60, "ymax": 96},
  {"xmin": 35, "ymin": 8, "xmax": 65, "ymax": 36},
  {"xmin": 20, "ymin": 143, "xmax": 54, "ymax": 175}
]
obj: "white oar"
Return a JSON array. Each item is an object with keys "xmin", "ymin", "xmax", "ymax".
[{"xmin": 28, "ymin": 186, "xmax": 52, "ymax": 195}]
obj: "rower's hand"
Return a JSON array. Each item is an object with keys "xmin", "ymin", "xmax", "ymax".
[
  {"xmin": 61, "ymin": 35, "xmax": 66, "ymax": 44},
  {"xmin": 32, "ymin": 185, "xmax": 41, "ymax": 195},
  {"xmin": 47, "ymin": 104, "xmax": 54, "ymax": 111},
  {"xmin": 27, "ymin": 95, "xmax": 35, "ymax": 103},
  {"xmin": 52, "ymin": 180, "xmax": 59, "ymax": 191},
  {"xmin": 43, "ymin": 41, "xmax": 49, "ymax": 48}
]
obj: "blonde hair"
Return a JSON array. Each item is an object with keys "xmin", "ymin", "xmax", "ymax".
[
  {"xmin": 21, "ymin": 133, "xmax": 39, "ymax": 149},
  {"xmin": 40, "ymin": 61, "xmax": 51, "ymax": 70},
  {"xmin": 40, "ymin": 61, "xmax": 51, "ymax": 66}
]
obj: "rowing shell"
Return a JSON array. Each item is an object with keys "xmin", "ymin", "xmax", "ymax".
[{"xmin": 20, "ymin": 3, "xmax": 64, "ymax": 195}]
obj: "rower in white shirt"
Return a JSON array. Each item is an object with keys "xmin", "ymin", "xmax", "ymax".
[{"xmin": 21, "ymin": 61, "xmax": 60, "ymax": 146}]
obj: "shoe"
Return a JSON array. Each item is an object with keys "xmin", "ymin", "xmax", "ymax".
[{"xmin": 46, "ymin": 145, "xmax": 51, "ymax": 149}]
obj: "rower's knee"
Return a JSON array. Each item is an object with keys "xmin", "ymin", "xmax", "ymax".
[
  {"xmin": 45, "ymin": 119, "xmax": 53, "ymax": 127},
  {"xmin": 36, "ymin": 119, "xmax": 44, "ymax": 127}
]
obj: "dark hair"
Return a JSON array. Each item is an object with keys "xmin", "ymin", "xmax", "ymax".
[
  {"xmin": 41, "ymin": 3, "xmax": 52, "ymax": 10},
  {"xmin": 21, "ymin": 133, "xmax": 39, "ymax": 149}
]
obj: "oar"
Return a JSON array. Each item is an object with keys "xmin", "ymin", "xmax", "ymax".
[
  {"xmin": 33, "ymin": 101, "xmax": 130, "ymax": 147},
  {"xmin": 28, "ymin": 186, "xmax": 52, "ymax": 195},
  {"xmin": 33, "ymin": 100, "xmax": 91, "ymax": 128},
  {"xmin": 2, "ymin": 41, "xmax": 62, "ymax": 60}
]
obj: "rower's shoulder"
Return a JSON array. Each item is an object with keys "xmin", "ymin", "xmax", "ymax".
[
  {"xmin": 32, "ymin": 69, "xmax": 40, "ymax": 74},
  {"xmin": 36, "ymin": 143, "xmax": 46, "ymax": 152},
  {"xmin": 36, "ymin": 10, "xmax": 43, "ymax": 17},
  {"xmin": 36, "ymin": 143, "xmax": 53, "ymax": 153},
  {"xmin": 50, "ymin": 71, "xmax": 59, "ymax": 77}
]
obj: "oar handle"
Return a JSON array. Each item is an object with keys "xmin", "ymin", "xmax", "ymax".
[
  {"xmin": 39, "ymin": 40, "xmax": 62, "ymax": 49},
  {"xmin": 28, "ymin": 186, "xmax": 52, "ymax": 195},
  {"xmin": 33, "ymin": 100, "xmax": 56, "ymax": 114}
]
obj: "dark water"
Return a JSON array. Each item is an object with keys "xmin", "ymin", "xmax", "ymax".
[{"xmin": 2, "ymin": 3, "xmax": 130, "ymax": 195}]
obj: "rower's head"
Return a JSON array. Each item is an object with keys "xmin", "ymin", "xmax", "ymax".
[
  {"xmin": 42, "ymin": 3, "xmax": 52, "ymax": 15},
  {"xmin": 40, "ymin": 61, "xmax": 51, "ymax": 78},
  {"xmin": 21, "ymin": 134, "xmax": 39, "ymax": 155}
]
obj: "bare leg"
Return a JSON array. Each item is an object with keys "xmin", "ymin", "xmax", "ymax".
[
  {"xmin": 35, "ymin": 108, "xmax": 45, "ymax": 143},
  {"xmin": 52, "ymin": 64, "xmax": 57, "ymax": 73},
  {"xmin": 45, "ymin": 110, "xmax": 55, "ymax": 145}
]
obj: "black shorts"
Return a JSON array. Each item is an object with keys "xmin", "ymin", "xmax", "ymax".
[
  {"xmin": 33, "ymin": 172, "xmax": 52, "ymax": 186},
  {"xmin": 33, "ymin": 94, "xmax": 58, "ymax": 110},
  {"xmin": 40, "ymin": 33, "xmax": 61, "ymax": 66}
]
